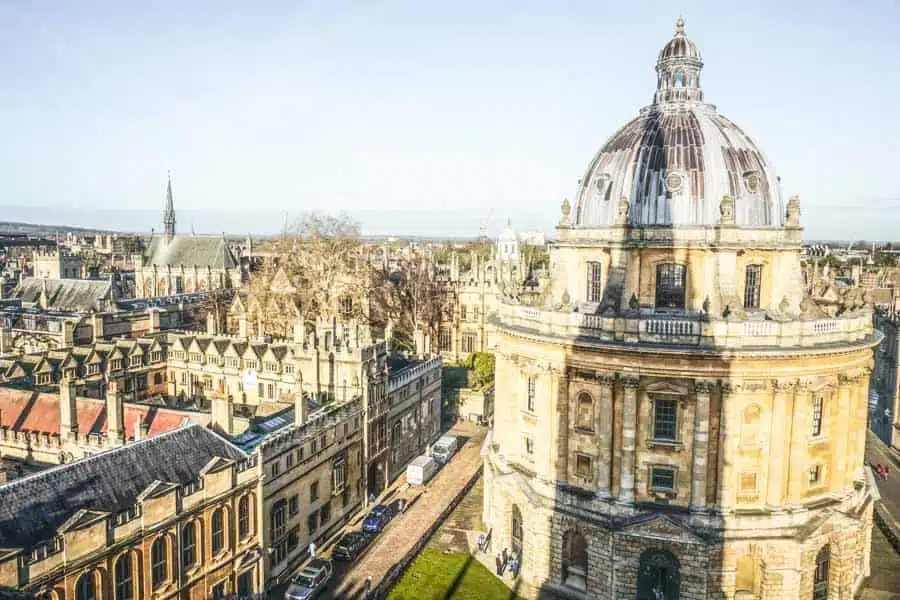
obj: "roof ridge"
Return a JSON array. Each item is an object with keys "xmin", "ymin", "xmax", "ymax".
[{"xmin": 0, "ymin": 422, "xmax": 204, "ymax": 491}]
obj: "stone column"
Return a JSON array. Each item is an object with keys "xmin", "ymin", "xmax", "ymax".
[
  {"xmin": 787, "ymin": 380, "xmax": 811, "ymax": 503},
  {"xmin": 619, "ymin": 375, "xmax": 640, "ymax": 501},
  {"xmin": 598, "ymin": 373, "xmax": 616, "ymax": 493},
  {"xmin": 556, "ymin": 367, "xmax": 569, "ymax": 482},
  {"xmin": 717, "ymin": 382, "xmax": 739, "ymax": 508},
  {"xmin": 691, "ymin": 380, "xmax": 714, "ymax": 509},
  {"xmin": 833, "ymin": 374, "xmax": 853, "ymax": 489},
  {"xmin": 766, "ymin": 380, "xmax": 794, "ymax": 507}
]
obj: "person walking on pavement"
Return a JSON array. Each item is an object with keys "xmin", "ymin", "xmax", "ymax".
[
  {"xmin": 364, "ymin": 575, "xmax": 373, "ymax": 599},
  {"xmin": 308, "ymin": 541, "xmax": 317, "ymax": 559},
  {"xmin": 477, "ymin": 533, "xmax": 486, "ymax": 553}
]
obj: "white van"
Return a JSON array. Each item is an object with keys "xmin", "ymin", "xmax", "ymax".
[
  {"xmin": 406, "ymin": 455, "xmax": 439, "ymax": 485},
  {"xmin": 431, "ymin": 435, "xmax": 458, "ymax": 465}
]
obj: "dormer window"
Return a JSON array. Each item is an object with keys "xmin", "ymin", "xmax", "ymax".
[
  {"xmin": 34, "ymin": 372, "xmax": 51, "ymax": 386},
  {"xmin": 655, "ymin": 263, "xmax": 686, "ymax": 310},
  {"xmin": 129, "ymin": 355, "xmax": 141, "ymax": 367},
  {"xmin": 181, "ymin": 479, "xmax": 203, "ymax": 497},
  {"xmin": 188, "ymin": 352, "xmax": 202, "ymax": 364},
  {"xmin": 265, "ymin": 361, "xmax": 279, "ymax": 373},
  {"xmin": 151, "ymin": 350, "xmax": 162, "ymax": 363},
  {"xmin": 109, "ymin": 359, "xmax": 122, "ymax": 372},
  {"xmin": 115, "ymin": 505, "xmax": 140, "ymax": 526}
]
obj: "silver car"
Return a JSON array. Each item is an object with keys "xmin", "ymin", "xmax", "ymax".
[{"xmin": 284, "ymin": 559, "xmax": 333, "ymax": 600}]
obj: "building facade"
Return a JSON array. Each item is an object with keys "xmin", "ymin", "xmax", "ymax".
[
  {"xmin": 32, "ymin": 250, "xmax": 82, "ymax": 280},
  {"xmin": 871, "ymin": 308, "xmax": 900, "ymax": 450},
  {"xmin": 483, "ymin": 18, "xmax": 879, "ymax": 600},
  {"xmin": 0, "ymin": 424, "xmax": 262, "ymax": 600}
]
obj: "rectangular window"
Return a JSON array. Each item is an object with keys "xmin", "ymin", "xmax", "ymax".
[
  {"xmin": 307, "ymin": 511, "xmax": 318, "ymax": 535},
  {"xmin": 586, "ymin": 261, "xmax": 603, "ymax": 303},
  {"xmin": 575, "ymin": 454, "xmax": 593, "ymax": 479},
  {"xmin": 461, "ymin": 333, "xmax": 476, "ymax": 354},
  {"xmin": 523, "ymin": 435, "xmax": 534, "ymax": 455},
  {"xmin": 438, "ymin": 329, "xmax": 451, "ymax": 352},
  {"xmin": 655, "ymin": 263, "xmax": 686, "ymax": 309},
  {"xmin": 650, "ymin": 466, "xmax": 676, "ymax": 492},
  {"xmin": 310, "ymin": 480, "xmax": 319, "ymax": 502},
  {"xmin": 652, "ymin": 398, "xmax": 678, "ymax": 441},
  {"xmin": 289, "ymin": 495, "xmax": 299, "ymax": 517},
  {"xmin": 130, "ymin": 355, "xmax": 141, "ymax": 367},
  {"xmin": 740, "ymin": 471, "xmax": 758, "ymax": 494},
  {"xmin": 320, "ymin": 501, "xmax": 331, "ymax": 525},
  {"xmin": 809, "ymin": 464, "xmax": 822, "ymax": 485},
  {"xmin": 460, "ymin": 305, "xmax": 468, "ymax": 321},
  {"xmin": 271, "ymin": 461, "xmax": 280, "ymax": 478},
  {"xmin": 527, "ymin": 376, "xmax": 536, "ymax": 412},
  {"xmin": 744, "ymin": 264, "xmax": 762, "ymax": 309},
  {"xmin": 285, "ymin": 453, "xmax": 294, "ymax": 470},
  {"xmin": 811, "ymin": 394, "xmax": 824, "ymax": 437},
  {"xmin": 332, "ymin": 460, "xmax": 346, "ymax": 492}
]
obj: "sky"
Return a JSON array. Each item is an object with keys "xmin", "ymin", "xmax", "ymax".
[{"xmin": 0, "ymin": 0, "xmax": 897, "ymax": 239}]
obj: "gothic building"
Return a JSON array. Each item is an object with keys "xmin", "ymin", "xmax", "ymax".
[
  {"xmin": 483, "ymin": 18, "xmax": 878, "ymax": 600},
  {"xmin": 133, "ymin": 174, "xmax": 242, "ymax": 298}
]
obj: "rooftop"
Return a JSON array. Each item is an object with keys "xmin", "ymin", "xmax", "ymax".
[{"xmin": 0, "ymin": 423, "xmax": 245, "ymax": 548}]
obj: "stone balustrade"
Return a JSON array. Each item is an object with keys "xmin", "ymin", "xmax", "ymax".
[{"xmin": 496, "ymin": 303, "xmax": 874, "ymax": 349}]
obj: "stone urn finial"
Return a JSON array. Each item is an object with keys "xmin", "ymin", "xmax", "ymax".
[
  {"xmin": 559, "ymin": 198, "xmax": 571, "ymax": 228},
  {"xmin": 785, "ymin": 196, "xmax": 801, "ymax": 227},
  {"xmin": 719, "ymin": 195, "xmax": 735, "ymax": 225},
  {"xmin": 779, "ymin": 295, "xmax": 791, "ymax": 314},
  {"xmin": 629, "ymin": 293, "xmax": 639, "ymax": 310},
  {"xmin": 561, "ymin": 289, "xmax": 571, "ymax": 306},
  {"xmin": 702, "ymin": 296, "xmax": 711, "ymax": 314}
]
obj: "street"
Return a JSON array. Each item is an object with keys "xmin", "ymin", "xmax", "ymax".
[{"xmin": 269, "ymin": 422, "xmax": 487, "ymax": 600}]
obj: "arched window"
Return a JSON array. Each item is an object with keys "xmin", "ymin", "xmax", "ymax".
[
  {"xmin": 511, "ymin": 505, "xmax": 523, "ymax": 555},
  {"xmin": 674, "ymin": 70, "xmax": 685, "ymax": 87},
  {"xmin": 562, "ymin": 530, "xmax": 588, "ymax": 590},
  {"xmin": 813, "ymin": 545, "xmax": 830, "ymax": 600},
  {"xmin": 75, "ymin": 571, "xmax": 96, "ymax": 600},
  {"xmin": 151, "ymin": 536, "xmax": 168, "ymax": 588},
  {"xmin": 636, "ymin": 550, "xmax": 680, "ymax": 600},
  {"xmin": 575, "ymin": 392, "xmax": 594, "ymax": 431},
  {"xmin": 114, "ymin": 553, "xmax": 134, "ymax": 600},
  {"xmin": 655, "ymin": 263, "xmax": 686, "ymax": 309},
  {"xmin": 238, "ymin": 495, "xmax": 251, "ymax": 539},
  {"xmin": 182, "ymin": 521, "xmax": 197, "ymax": 568},
  {"xmin": 741, "ymin": 405, "xmax": 761, "ymax": 446},
  {"xmin": 212, "ymin": 507, "xmax": 226, "ymax": 554}
]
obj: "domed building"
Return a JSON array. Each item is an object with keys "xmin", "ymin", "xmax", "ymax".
[{"xmin": 483, "ymin": 17, "xmax": 878, "ymax": 600}]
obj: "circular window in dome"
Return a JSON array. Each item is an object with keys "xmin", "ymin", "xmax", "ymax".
[
  {"xmin": 744, "ymin": 171, "xmax": 760, "ymax": 193},
  {"xmin": 665, "ymin": 171, "xmax": 683, "ymax": 193}
]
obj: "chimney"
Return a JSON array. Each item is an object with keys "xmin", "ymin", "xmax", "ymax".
[
  {"xmin": 59, "ymin": 378, "xmax": 78, "ymax": 440},
  {"xmin": 294, "ymin": 390, "xmax": 308, "ymax": 427},
  {"xmin": 134, "ymin": 418, "xmax": 149, "ymax": 441},
  {"xmin": 106, "ymin": 378, "xmax": 124, "ymax": 444},
  {"xmin": 211, "ymin": 395, "xmax": 233, "ymax": 436}
]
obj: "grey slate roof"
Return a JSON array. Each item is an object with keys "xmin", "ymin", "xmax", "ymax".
[
  {"xmin": 144, "ymin": 235, "xmax": 238, "ymax": 270},
  {"xmin": 13, "ymin": 278, "xmax": 112, "ymax": 312},
  {"xmin": 0, "ymin": 424, "xmax": 246, "ymax": 548}
]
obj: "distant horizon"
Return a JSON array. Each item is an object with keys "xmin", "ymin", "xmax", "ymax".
[{"xmin": 0, "ymin": 204, "xmax": 893, "ymax": 245}]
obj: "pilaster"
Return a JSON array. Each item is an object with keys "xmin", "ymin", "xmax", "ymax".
[
  {"xmin": 767, "ymin": 379, "xmax": 794, "ymax": 507},
  {"xmin": 787, "ymin": 380, "xmax": 812, "ymax": 503},
  {"xmin": 619, "ymin": 375, "xmax": 639, "ymax": 501},
  {"xmin": 691, "ymin": 379, "xmax": 714, "ymax": 508},
  {"xmin": 833, "ymin": 374, "xmax": 853, "ymax": 489},
  {"xmin": 598, "ymin": 373, "xmax": 616, "ymax": 493},
  {"xmin": 556, "ymin": 368, "xmax": 570, "ymax": 482},
  {"xmin": 717, "ymin": 382, "xmax": 739, "ymax": 507}
]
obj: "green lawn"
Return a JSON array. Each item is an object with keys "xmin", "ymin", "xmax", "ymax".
[{"xmin": 388, "ymin": 548, "xmax": 525, "ymax": 600}]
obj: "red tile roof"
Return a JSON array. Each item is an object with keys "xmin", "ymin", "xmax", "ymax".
[{"xmin": 0, "ymin": 387, "xmax": 210, "ymax": 439}]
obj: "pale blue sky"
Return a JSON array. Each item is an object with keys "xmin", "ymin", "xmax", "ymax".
[{"xmin": 0, "ymin": 0, "xmax": 897, "ymax": 238}]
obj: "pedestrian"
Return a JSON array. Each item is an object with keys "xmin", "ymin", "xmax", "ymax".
[
  {"xmin": 308, "ymin": 541, "xmax": 317, "ymax": 559},
  {"xmin": 477, "ymin": 533, "xmax": 486, "ymax": 553},
  {"xmin": 364, "ymin": 575, "xmax": 373, "ymax": 599},
  {"xmin": 495, "ymin": 555, "xmax": 503, "ymax": 576},
  {"xmin": 510, "ymin": 554, "xmax": 520, "ymax": 578}
]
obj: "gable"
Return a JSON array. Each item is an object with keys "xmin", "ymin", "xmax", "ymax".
[{"xmin": 621, "ymin": 515, "xmax": 705, "ymax": 545}]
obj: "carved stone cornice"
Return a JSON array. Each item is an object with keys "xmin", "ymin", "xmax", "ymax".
[
  {"xmin": 773, "ymin": 379, "xmax": 798, "ymax": 393},
  {"xmin": 838, "ymin": 368, "xmax": 867, "ymax": 385},
  {"xmin": 694, "ymin": 380, "xmax": 715, "ymax": 396},
  {"xmin": 720, "ymin": 381, "xmax": 741, "ymax": 396},
  {"xmin": 621, "ymin": 375, "xmax": 640, "ymax": 389},
  {"xmin": 598, "ymin": 372, "xmax": 617, "ymax": 387},
  {"xmin": 794, "ymin": 378, "xmax": 814, "ymax": 393}
]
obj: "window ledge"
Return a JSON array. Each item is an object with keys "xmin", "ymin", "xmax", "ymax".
[
  {"xmin": 647, "ymin": 438, "xmax": 683, "ymax": 450},
  {"xmin": 573, "ymin": 427, "xmax": 595, "ymax": 435},
  {"xmin": 808, "ymin": 436, "xmax": 829, "ymax": 446}
]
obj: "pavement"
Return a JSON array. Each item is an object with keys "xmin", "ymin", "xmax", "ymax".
[
  {"xmin": 863, "ymin": 430, "xmax": 900, "ymax": 599},
  {"xmin": 867, "ymin": 430, "xmax": 900, "ymax": 539},
  {"xmin": 270, "ymin": 421, "xmax": 487, "ymax": 599}
]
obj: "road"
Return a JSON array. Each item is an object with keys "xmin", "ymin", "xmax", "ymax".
[{"xmin": 271, "ymin": 422, "xmax": 487, "ymax": 600}]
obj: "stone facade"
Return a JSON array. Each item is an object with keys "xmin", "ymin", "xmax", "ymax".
[
  {"xmin": 871, "ymin": 308, "xmax": 900, "ymax": 450},
  {"xmin": 0, "ymin": 425, "xmax": 262, "ymax": 599},
  {"xmin": 32, "ymin": 250, "xmax": 82, "ymax": 280},
  {"xmin": 483, "ymin": 18, "xmax": 879, "ymax": 600}
]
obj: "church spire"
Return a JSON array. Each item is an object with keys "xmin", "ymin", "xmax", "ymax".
[{"xmin": 163, "ymin": 170, "xmax": 176, "ymax": 238}]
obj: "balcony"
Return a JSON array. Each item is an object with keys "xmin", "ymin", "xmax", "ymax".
[{"xmin": 496, "ymin": 303, "xmax": 875, "ymax": 350}]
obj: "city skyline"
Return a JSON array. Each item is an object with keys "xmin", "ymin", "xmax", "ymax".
[{"xmin": 0, "ymin": 1, "xmax": 897, "ymax": 238}]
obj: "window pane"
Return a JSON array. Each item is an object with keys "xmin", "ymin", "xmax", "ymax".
[
  {"xmin": 655, "ymin": 264, "xmax": 686, "ymax": 309},
  {"xmin": 653, "ymin": 398, "xmax": 677, "ymax": 440},
  {"xmin": 744, "ymin": 264, "xmax": 762, "ymax": 309},
  {"xmin": 586, "ymin": 261, "xmax": 603, "ymax": 303}
]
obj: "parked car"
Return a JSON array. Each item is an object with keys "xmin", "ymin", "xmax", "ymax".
[
  {"xmin": 362, "ymin": 504, "xmax": 395, "ymax": 534},
  {"xmin": 284, "ymin": 559, "xmax": 333, "ymax": 600},
  {"xmin": 407, "ymin": 455, "xmax": 439, "ymax": 485},
  {"xmin": 333, "ymin": 531, "xmax": 373, "ymax": 561},
  {"xmin": 431, "ymin": 435, "xmax": 458, "ymax": 464}
]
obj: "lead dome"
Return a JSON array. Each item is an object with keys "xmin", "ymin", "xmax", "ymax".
[{"xmin": 572, "ymin": 17, "xmax": 782, "ymax": 229}]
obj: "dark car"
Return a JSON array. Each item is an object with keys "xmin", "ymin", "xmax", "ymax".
[
  {"xmin": 332, "ymin": 531, "xmax": 373, "ymax": 561},
  {"xmin": 362, "ymin": 504, "xmax": 394, "ymax": 534}
]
